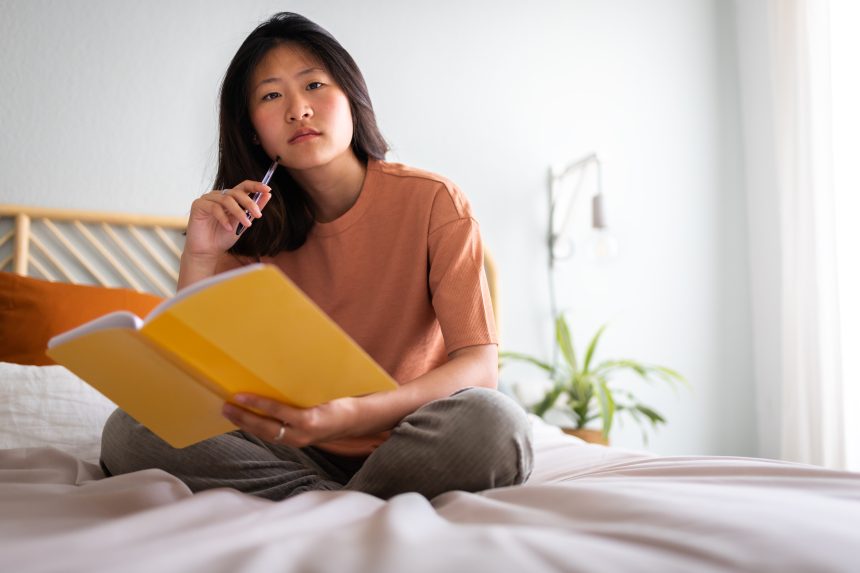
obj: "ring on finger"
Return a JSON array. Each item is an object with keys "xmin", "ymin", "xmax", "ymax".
[
  {"xmin": 273, "ymin": 421, "xmax": 286, "ymax": 443},
  {"xmin": 220, "ymin": 188, "xmax": 230, "ymax": 196}
]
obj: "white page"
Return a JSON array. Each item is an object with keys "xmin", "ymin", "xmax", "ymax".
[
  {"xmin": 47, "ymin": 311, "xmax": 143, "ymax": 348},
  {"xmin": 144, "ymin": 263, "xmax": 265, "ymax": 324}
]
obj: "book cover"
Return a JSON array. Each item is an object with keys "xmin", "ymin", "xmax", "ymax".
[{"xmin": 47, "ymin": 264, "xmax": 398, "ymax": 448}]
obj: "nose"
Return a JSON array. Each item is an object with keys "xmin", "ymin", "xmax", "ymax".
[{"xmin": 286, "ymin": 100, "xmax": 313, "ymax": 122}]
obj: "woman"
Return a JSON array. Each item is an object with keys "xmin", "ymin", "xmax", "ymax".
[{"xmin": 101, "ymin": 12, "xmax": 533, "ymax": 501}]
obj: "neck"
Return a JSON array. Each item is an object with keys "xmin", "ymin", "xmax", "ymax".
[{"xmin": 289, "ymin": 152, "xmax": 368, "ymax": 223}]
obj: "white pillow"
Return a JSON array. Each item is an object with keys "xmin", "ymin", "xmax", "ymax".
[{"xmin": 0, "ymin": 362, "xmax": 116, "ymax": 464}]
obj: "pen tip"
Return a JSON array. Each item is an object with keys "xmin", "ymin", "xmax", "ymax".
[{"xmin": 275, "ymin": 155, "xmax": 280, "ymax": 162}]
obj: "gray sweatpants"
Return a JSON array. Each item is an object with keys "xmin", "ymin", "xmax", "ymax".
[{"xmin": 101, "ymin": 387, "xmax": 533, "ymax": 501}]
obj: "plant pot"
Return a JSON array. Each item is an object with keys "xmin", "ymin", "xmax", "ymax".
[{"xmin": 562, "ymin": 427, "xmax": 609, "ymax": 445}]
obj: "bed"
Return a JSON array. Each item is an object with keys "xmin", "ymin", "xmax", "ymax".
[{"xmin": 2, "ymin": 204, "xmax": 860, "ymax": 572}]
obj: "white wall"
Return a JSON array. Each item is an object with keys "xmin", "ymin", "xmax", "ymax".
[{"xmin": 0, "ymin": 0, "xmax": 755, "ymax": 456}]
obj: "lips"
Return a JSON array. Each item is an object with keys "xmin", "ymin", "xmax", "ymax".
[{"xmin": 289, "ymin": 128, "xmax": 321, "ymax": 144}]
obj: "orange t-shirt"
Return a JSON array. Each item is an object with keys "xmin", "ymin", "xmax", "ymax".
[{"xmin": 219, "ymin": 159, "xmax": 497, "ymax": 455}]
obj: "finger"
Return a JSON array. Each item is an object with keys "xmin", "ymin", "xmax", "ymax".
[
  {"xmin": 210, "ymin": 181, "xmax": 269, "ymax": 197},
  {"xmin": 233, "ymin": 394, "xmax": 301, "ymax": 425},
  {"xmin": 256, "ymin": 192, "xmax": 273, "ymax": 212},
  {"xmin": 235, "ymin": 180, "xmax": 273, "ymax": 195},
  {"xmin": 222, "ymin": 402, "xmax": 273, "ymax": 431},
  {"xmin": 216, "ymin": 191, "xmax": 254, "ymax": 228},
  {"xmin": 204, "ymin": 189, "xmax": 230, "ymax": 202},
  {"xmin": 229, "ymin": 180, "xmax": 272, "ymax": 205},
  {"xmin": 222, "ymin": 402, "xmax": 259, "ymax": 425},
  {"xmin": 222, "ymin": 403, "xmax": 295, "ymax": 445},
  {"xmin": 210, "ymin": 204, "xmax": 234, "ymax": 232},
  {"xmin": 236, "ymin": 182, "xmax": 271, "ymax": 220},
  {"xmin": 229, "ymin": 188, "xmax": 267, "ymax": 226},
  {"xmin": 239, "ymin": 193, "xmax": 265, "ymax": 220},
  {"xmin": 194, "ymin": 195, "xmax": 235, "ymax": 232}
]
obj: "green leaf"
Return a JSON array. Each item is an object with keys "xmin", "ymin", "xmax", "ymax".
[
  {"xmin": 573, "ymin": 377, "xmax": 594, "ymax": 416},
  {"xmin": 592, "ymin": 359, "xmax": 622, "ymax": 376},
  {"xmin": 651, "ymin": 365, "xmax": 689, "ymax": 390},
  {"xmin": 555, "ymin": 315, "xmax": 578, "ymax": 372},
  {"xmin": 531, "ymin": 382, "xmax": 564, "ymax": 418},
  {"xmin": 595, "ymin": 378, "xmax": 616, "ymax": 437},
  {"xmin": 566, "ymin": 396, "xmax": 586, "ymax": 412},
  {"xmin": 626, "ymin": 405, "xmax": 643, "ymax": 424},
  {"xmin": 562, "ymin": 409, "xmax": 584, "ymax": 428},
  {"xmin": 620, "ymin": 360, "xmax": 650, "ymax": 378},
  {"xmin": 582, "ymin": 323, "xmax": 608, "ymax": 374},
  {"xmin": 634, "ymin": 404, "xmax": 667, "ymax": 426},
  {"xmin": 499, "ymin": 351, "xmax": 554, "ymax": 373},
  {"xmin": 653, "ymin": 365, "xmax": 684, "ymax": 380},
  {"xmin": 595, "ymin": 359, "xmax": 683, "ymax": 390},
  {"xmin": 625, "ymin": 406, "xmax": 650, "ymax": 444}
]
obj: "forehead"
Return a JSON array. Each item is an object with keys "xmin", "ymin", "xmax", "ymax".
[{"xmin": 251, "ymin": 43, "xmax": 327, "ymax": 82}]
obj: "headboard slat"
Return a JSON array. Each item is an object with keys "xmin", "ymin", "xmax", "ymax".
[
  {"xmin": 128, "ymin": 226, "xmax": 179, "ymax": 282},
  {"xmin": 73, "ymin": 221, "xmax": 145, "ymax": 292},
  {"xmin": 154, "ymin": 227, "xmax": 183, "ymax": 259},
  {"xmin": 13, "ymin": 214, "xmax": 30, "ymax": 275},
  {"xmin": 0, "ymin": 230, "xmax": 13, "ymax": 249},
  {"xmin": 102, "ymin": 224, "xmax": 174, "ymax": 296},
  {"xmin": 29, "ymin": 232, "xmax": 76, "ymax": 282},
  {"xmin": 42, "ymin": 219, "xmax": 111, "ymax": 286},
  {"xmin": 27, "ymin": 254, "xmax": 57, "ymax": 282}
]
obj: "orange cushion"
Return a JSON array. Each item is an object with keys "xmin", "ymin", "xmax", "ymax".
[{"xmin": 0, "ymin": 272, "xmax": 164, "ymax": 365}]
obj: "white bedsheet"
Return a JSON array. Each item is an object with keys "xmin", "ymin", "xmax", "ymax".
[{"xmin": 2, "ymin": 420, "xmax": 859, "ymax": 572}]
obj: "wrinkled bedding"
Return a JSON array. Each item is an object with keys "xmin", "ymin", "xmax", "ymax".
[{"xmin": 2, "ymin": 420, "xmax": 859, "ymax": 572}]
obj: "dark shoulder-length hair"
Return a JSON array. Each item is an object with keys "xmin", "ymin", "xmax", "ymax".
[{"xmin": 216, "ymin": 12, "xmax": 388, "ymax": 257}]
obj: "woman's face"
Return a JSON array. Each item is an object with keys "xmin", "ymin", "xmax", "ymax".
[{"xmin": 248, "ymin": 43, "xmax": 355, "ymax": 172}]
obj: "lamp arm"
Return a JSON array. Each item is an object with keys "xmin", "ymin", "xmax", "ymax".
[
  {"xmin": 554, "ymin": 152, "xmax": 599, "ymax": 181},
  {"xmin": 548, "ymin": 153, "xmax": 604, "ymax": 248}
]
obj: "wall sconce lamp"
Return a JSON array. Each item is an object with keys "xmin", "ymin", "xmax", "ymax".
[{"xmin": 547, "ymin": 152, "xmax": 618, "ymax": 324}]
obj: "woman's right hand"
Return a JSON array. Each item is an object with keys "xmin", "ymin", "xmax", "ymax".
[{"xmin": 183, "ymin": 181, "xmax": 273, "ymax": 258}]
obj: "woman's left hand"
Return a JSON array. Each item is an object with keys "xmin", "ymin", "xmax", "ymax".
[{"xmin": 222, "ymin": 394, "xmax": 359, "ymax": 447}]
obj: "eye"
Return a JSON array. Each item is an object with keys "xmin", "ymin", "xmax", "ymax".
[
  {"xmin": 262, "ymin": 92, "xmax": 281, "ymax": 101},
  {"xmin": 307, "ymin": 82, "xmax": 323, "ymax": 90}
]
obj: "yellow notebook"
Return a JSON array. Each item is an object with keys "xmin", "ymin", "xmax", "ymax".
[{"xmin": 46, "ymin": 264, "xmax": 398, "ymax": 448}]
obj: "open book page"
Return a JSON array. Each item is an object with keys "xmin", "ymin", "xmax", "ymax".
[
  {"xmin": 140, "ymin": 264, "xmax": 397, "ymax": 406},
  {"xmin": 144, "ymin": 263, "xmax": 265, "ymax": 323},
  {"xmin": 47, "ymin": 311, "xmax": 143, "ymax": 349}
]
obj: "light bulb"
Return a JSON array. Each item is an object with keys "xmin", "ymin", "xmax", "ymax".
[{"xmin": 587, "ymin": 228, "xmax": 619, "ymax": 260}]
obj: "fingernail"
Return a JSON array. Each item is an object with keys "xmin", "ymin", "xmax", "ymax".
[{"xmin": 234, "ymin": 395, "xmax": 249, "ymax": 404}]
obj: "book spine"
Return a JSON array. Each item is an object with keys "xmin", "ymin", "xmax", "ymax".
[{"xmin": 140, "ymin": 313, "xmax": 276, "ymax": 401}]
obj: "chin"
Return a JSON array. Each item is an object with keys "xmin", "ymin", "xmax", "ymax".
[{"xmin": 284, "ymin": 148, "xmax": 353, "ymax": 172}]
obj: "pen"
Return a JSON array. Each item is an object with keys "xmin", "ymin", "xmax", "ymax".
[{"xmin": 236, "ymin": 156, "xmax": 279, "ymax": 235}]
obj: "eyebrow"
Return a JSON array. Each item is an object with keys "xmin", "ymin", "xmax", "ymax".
[{"xmin": 254, "ymin": 67, "xmax": 325, "ymax": 90}]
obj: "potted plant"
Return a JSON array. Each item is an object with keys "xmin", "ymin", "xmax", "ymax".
[{"xmin": 501, "ymin": 314, "xmax": 686, "ymax": 445}]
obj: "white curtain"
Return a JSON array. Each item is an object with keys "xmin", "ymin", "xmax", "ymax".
[{"xmin": 735, "ymin": 0, "xmax": 845, "ymax": 468}]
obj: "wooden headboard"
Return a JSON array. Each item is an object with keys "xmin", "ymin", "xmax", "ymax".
[{"xmin": 0, "ymin": 204, "xmax": 186, "ymax": 297}]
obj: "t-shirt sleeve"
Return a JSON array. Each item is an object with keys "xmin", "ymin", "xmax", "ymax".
[{"xmin": 427, "ymin": 185, "xmax": 498, "ymax": 354}]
